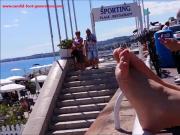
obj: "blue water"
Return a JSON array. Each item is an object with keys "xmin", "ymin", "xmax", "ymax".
[{"xmin": 0, "ymin": 56, "xmax": 59, "ymax": 79}]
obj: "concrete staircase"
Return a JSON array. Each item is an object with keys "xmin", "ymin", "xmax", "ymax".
[{"xmin": 46, "ymin": 66, "xmax": 118, "ymax": 135}]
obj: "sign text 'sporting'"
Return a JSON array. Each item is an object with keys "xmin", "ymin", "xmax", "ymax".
[{"xmin": 92, "ymin": 3, "xmax": 140, "ymax": 22}]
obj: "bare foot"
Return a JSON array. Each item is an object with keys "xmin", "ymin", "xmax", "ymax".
[
  {"xmin": 113, "ymin": 48, "xmax": 180, "ymax": 133},
  {"xmin": 113, "ymin": 48, "xmax": 180, "ymax": 91}
]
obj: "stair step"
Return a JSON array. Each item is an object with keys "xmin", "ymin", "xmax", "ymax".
[
  {"xmin": 47, "ymin": 128, "xmax": 88, "ymax": 135},
  {"xmin": 46, "ymin": 65, "xmax": 117, "ymax": 134},
  {"xmin": 52, "ymin": 111, "xmax": 100, "ymax": 122},
  {"xmin": 54, "ymin": 103, "xmax": 107, "ymax": 114},
  {"xmin": 66, "ymin": 72, "xmax": 115, "ymax": 82},
  {"xmin": 64, "ymin": 78, "xmax": 116, "ymax": 87},
  {"xmin": 57, "ymin": 96, "xmax": 111, "ymax": 107},
  {"xmin": 50, "ymin": 119, "xmax": 95, "ymax": 130},
  {"xmin": 67, "ymin": 67, "xmax": 114, "ymax": 76},
  {"xmin": 59, "ymin": 89, "xmax": 115, "ymax": 100},
  {"xmin": 62, "ymin": 83, "xmax": 118, "ymax": 94}
]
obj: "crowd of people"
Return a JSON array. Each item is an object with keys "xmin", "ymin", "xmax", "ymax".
[{"xmin": 71, "ymin": 29, "xmax": 99, "ymax": 70}]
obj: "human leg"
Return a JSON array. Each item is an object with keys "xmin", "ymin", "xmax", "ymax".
[
  {"xmin": 78, "ymin": 50, "xmax": 85, "ymax": 70},
  {"xmin": 92, "ymin": 49, "xmax": 99, "ymax": 69},
  {"xmin": 87, "ymin": 50, "xmax": 95, "ymax": 68}
]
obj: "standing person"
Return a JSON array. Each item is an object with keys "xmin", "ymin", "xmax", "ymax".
[
  {"xmin": 162, "ymin": 21, "xmax": 169, "ymax": 30},
  {"xmin": 160, "ymin": 38, "xmax": 180, "ymax": 83},
  {"xmin": 85, "ymin": 29, "xmax": 99, "ymax": 69},
  {"xmin": 71, "ymin": 31, "xmax": 85, "ymax": 70}
]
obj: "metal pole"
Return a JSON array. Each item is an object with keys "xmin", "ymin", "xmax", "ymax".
[
  {"xmin": 133, "ymin": 0, "xmax": 138, "ymax": 34},
  {"xmin": 89, "ymin": 0, "xmax": 95, "ymax": 35},
  {"xmin": 141, "ymin": 0, "xmax": 146, "ymax": 28},
  {"xmin": 46, "ymin": 0, "xmax": 56, "ymax": 61},
  {"xmin": 53, "ymin": 0, "xmax": 62, "ymax": 44},
  {"xmin": 89, "ymin": 0, "xmax": 92, "ymax": 11},
  {"xmin": 67, "ymin": 0, "xmax": 74, "ymax": 39},
  {"xmin": 61, "ymin": 0, "xmax": 68, "ymax": 39},
  {"xmin": 72, "ymin": 0, "xmax": 78, "ymax": 31},
  {"xmin": 147, "ymin": 8, "xmax": 150, "ymax": 30},
  {"xmin": 91, "ymin": 13, "xmax": 96, "ymax": 35}
]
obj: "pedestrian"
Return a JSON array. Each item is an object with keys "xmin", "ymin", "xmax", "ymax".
[
  {"xmin": 85, "ymin": 29, "xmax": 99, "ymax": 69},
  {"xmin": 71, "ymin": 31, "xmax": 85, "ymax": 70}
]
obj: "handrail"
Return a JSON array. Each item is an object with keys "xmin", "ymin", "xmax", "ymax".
[{"xmin": 22, "ymin": 59, "xmax": 69, "ymax": 135}]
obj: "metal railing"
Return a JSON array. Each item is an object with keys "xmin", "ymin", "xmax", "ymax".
[{"xmin": 0, "ymin": 124, "xmax": 24, "ymax": 135}]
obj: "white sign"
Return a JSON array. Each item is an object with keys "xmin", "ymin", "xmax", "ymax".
[{"xmin": 91, "ymin": 3, "xmax": 140, "ymax": 22}]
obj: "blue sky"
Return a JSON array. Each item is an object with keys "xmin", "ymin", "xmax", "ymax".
[{"xmin": 1, "ymin": 0, "xmax": 180, "ymax": 59}]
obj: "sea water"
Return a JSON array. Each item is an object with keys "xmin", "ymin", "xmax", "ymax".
[{"xmin": 0, "ymin": 56, "xmax": 60, "ymax": 79}]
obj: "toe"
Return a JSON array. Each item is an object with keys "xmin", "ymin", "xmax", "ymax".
[
  {"xmin": 113, "ymin": 48, "xmax": 124, "ymax": 63},
  {"xmin": 115, "ymin": 52, "xmax": 130, "ymax": 80}
]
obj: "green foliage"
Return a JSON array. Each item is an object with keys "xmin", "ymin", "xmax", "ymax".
[
  {"xmin": 57, "ymin": 39, "xmax": 73, "ymax": 49},
  {"xmin": 0, "ymin": 103, "xmax": 27, "ymax": 126}
]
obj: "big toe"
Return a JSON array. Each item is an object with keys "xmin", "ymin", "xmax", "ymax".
[
  {"xmin": 113, "ymin": 48, "xmax": 124, "ymax": 63},
  {"xmin": 115, "ymin": 49, "xmax": 130, "ymax": 81}
]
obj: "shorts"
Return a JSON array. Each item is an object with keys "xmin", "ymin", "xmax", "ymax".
[{"xmin": 87, "ymin": 49, "xmax": 98, "ymax": 61}]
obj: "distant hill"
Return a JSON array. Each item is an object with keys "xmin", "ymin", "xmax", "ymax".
[
  {"xmin": 97, "ymin": 36, "xmax": 132, "ymax": 47},
  {"xmin": 0, "ymin": 52, "xmax": 59, "ymax": 63},
  {"xmin": 97, "ymin": 35, "xmax": 135, "ymax": 50},
  {"xmin": 1, "ymin": 35, "xmax": 134, "ymax": 63}
]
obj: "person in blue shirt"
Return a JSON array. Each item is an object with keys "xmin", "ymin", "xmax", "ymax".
[{"xmin": 85, "ymin": 29, "xmax": 99, "ymax": 69}]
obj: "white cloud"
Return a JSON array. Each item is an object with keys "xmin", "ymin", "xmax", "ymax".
[
  {"xmin": 20, "ymin": 10, "xmax": 28, "ymax": 14},
  {"xmin": 3, "ymin": 24, "xmax": 19, "ymax": 28},
  {"xmin": 14, "ymin": 19, "xmax": 19, "ymax": 23},
  {"xmin": 3, "ymin": 19, "xmax": 20, "ymax": 28},
  {"xmin": 144, "ymin": 1, "xmax": 180, "ymax": 16}
]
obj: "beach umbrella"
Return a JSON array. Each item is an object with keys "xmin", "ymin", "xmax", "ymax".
[
  {"xmin": 7, "ymin": 76, "xmax": 26, "ymax": 81},
  {"xmin": 11, "ymin": 68, "xmax": 22, "ymax": 71},
  {"xmin": 29, "ymin": 64, "xmax": 52, "ymax": 70},
  {"xmin": 41, "ymin": 64, "xmax": 52, "ymax": 68},
  {"xmin": 30, "ymin": 75, "xmax": 47, "ymax": 83},
  {"xmin": 29, "ymin": 65, "xmax": 42, "ymax": 70},
  {"xmin": 33, "ymin": 76, "xmax": 41, "ymax": 92},
  {"xmin": 32, "ymin": 64, "xmax": 40, "ymax": 66},
  {"xmin": 0, "ymin": 84, "xmax": 25, "ymax": 93},
  {"xmin": 0, "ymin": 79, "xmax": 14, "ymax": 86}
]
